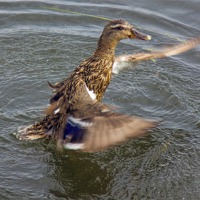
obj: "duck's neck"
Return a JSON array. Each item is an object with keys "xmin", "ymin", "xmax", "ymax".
[{"xmin": 94, "ymin": 34, "xmax": 119, "ymax": 58}]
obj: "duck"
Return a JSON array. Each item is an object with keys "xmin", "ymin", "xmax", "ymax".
[{"xmin": 17, "ymin": 19, "xmax": 200, "ymax": 152}]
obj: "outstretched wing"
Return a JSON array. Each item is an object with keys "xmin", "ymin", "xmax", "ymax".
[
  {"xmin": 61, "ymin": 101, "xmax": 158, "ymax": 152},
  {"xmin": 46, "ymin": 76, "xmax": 159, "ymax": 152},
  {"xmin": 82, "ymin": 111, "xmax": 157, "ymax": 152},
  {"xmin": 113, "ymin": 36, "xmax": 200, "ymax": 74}
]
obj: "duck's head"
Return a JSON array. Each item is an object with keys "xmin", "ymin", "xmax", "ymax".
[
  {"xmin": 103, "ymin": 19, "xmax": 151, "ymax": 41},
  {"xmin": 95, "ymin": 19, "xmax": 151, "ymax": 56}
]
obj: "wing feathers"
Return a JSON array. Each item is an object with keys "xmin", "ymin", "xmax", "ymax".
[
  {"xmin": 83, "ymin": 114, "xmax": 157, "ymax": 152},
  {"xmin": 114, "ymin": 36, "xmax": 200, "ymax": 73}
]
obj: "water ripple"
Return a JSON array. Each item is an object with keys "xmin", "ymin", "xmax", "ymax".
[{"xmin": 0, "ymin": 0, "xmax": 200, "ymax": 199}]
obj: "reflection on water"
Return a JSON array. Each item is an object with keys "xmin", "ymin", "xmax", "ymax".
[
  {"xmin": 0, "ymin": 0, "xmax": 200, "ymax": 199},
  {"xmin": 48, "ymin": 151, "xmax": 111, "ymax": 198}
]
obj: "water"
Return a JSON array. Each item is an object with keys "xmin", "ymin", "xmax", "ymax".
[{"xmin": 0, "ymin": 0, "xmax": 200, "ymax": 199}]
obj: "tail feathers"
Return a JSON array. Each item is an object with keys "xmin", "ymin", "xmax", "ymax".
[
  {"xmin": 15, "ymin": 125, "xmax": 49, "ymax": 140},
  {"xmin": 15, "ymin": 115, "xmax": 58, "ymax": 140}
]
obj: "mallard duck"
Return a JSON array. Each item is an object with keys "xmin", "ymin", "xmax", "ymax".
[{"xmin": 17, "ymin": 19, "xmax": 200, "ymax": 152}]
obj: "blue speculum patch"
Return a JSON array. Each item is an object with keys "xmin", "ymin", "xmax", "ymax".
[{"xmin": 64, "ymin": 119, "xmax": 85, "ymax": 143}]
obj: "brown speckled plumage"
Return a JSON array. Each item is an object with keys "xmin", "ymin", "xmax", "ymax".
[{"xmin": 17, "ymin": 19, "xmax": 200, "ymax": 152}]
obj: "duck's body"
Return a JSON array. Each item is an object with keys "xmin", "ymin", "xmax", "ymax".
[
  {"xmin": 50, "ymin": 53, "xmax": 114, "ymax": 105},
  {"xmin": 17, "ymin": 19, "xmax": 200, "ymax": 152},
  {"xmin": 18, "ymin": 19, "xmax": 157, "ymax": 151}
]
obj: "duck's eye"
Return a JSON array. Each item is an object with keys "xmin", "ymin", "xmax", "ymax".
[{"xmin": 117, "ymin": 26, "xmax": 124, "ymax": 30}]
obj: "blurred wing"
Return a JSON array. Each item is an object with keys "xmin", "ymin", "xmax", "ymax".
[
  {"xmin": 82, "ymin": 111, "xmax": 158, "ymax": 152},
  {"xmin": 113, "ymin": 36, "xmax": 200, "ymax": 74}
]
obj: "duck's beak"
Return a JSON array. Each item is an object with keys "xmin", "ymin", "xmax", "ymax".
[{"xmin": 130, "ymin": 28, "xmax": 151, "ymax": 40}]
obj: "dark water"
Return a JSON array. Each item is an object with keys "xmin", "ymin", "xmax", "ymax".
[{"xmin": 0, "ymin": 0, "xmax": 200, "ymax": 199}]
